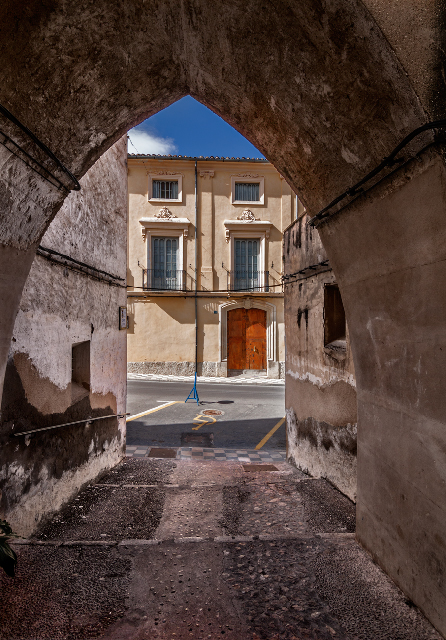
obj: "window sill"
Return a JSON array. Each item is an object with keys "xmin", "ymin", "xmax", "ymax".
[
  {"xmin": 232, "ymin": 201, "xmax": 263, "ymax": 206},
  {"xmin": 148, "ymin": 198, "xmax": 182, "ymax": 203},
  {"xmin": 71, "ymin": 381, "xmax": 90, "ymax": 405}
]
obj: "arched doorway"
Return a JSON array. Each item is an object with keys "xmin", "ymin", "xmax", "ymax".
[{"xmin": 219, "ymin": 300, "xmax": 279, "ymax": 378}]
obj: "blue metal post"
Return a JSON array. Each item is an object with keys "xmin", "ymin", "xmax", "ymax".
[{"xmin": 185, "ymin": 371, "xmax": 199, "ymax": 405}]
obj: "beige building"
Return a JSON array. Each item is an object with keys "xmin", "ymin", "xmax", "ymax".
[{"xmin": 127, "ymin": 155, "xmax": 301, "ymax": 378}]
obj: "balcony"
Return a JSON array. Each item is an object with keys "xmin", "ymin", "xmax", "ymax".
[
  {"xmin": 142, "ymin": 269, "xmax": 188, "ymax": 291},
  {"xmin": 227, "ymin": 270, "xmax": 271, "ymax": 292}
]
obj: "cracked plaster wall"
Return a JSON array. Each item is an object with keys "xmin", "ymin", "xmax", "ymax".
[
  {"xmin": 284, "ymin": 215, "xmax": 357, "ymax": 501},
  {"xmin": 0, "ymin": 138, "xmax": 128, "ymax": 536}
]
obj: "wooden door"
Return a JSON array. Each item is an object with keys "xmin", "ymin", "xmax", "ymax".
[
  {"xmin": 246, "ymin": 308, "xmax": 266, "ymax": 369},
  {"xmin": 227, "ymin": 308, "xmax": 246, "ymax": 370},
  {"xmin": 227, "ymin": 308, "xmax": 266, "ymax": 370}
]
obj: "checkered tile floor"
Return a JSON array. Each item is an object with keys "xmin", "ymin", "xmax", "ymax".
[
  {"xmin": 127, "ymin": 373, "xmax": 284, "ymax": 385},
  {"xmin": 125, "ymin": 446, "xmax": 287, "ymax": 462}
]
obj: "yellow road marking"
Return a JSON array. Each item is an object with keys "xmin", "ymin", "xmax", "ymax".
[
  {"xmin": 255, "ymin": 416, "xmax": 286, "ymax": 450},
  {"xmin": 191, "ymin": 414, "xmax": 217, "ymax": 431},
  {"xmin": 126, "ymin": 401, "xmax": 179, "ymax": 422}
]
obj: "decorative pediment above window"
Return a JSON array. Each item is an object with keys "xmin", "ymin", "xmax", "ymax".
[
  {"xmin": 199, "ymin": 170, "xmax": 214, "ymax": 179},
  {"xmin": 139, "ymin": 216, "xmax": 190, "ymax": 241},
  {"xmin": 223, "ymin": 219, "xmax": 273, "ymax": 242},
  {"xmin": 237, "ymin": 209, "xmax": 259, "ymax": 222},
  {"xmin": 156, "ymin": 207, "xmax": 177, "ymax": 219}
]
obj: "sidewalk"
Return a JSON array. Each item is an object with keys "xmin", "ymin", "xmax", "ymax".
[
  {"xmin": 128, "ymin": 372, "xmax": 285, "ymax": 385},
  {"xmin": 2, "ymin": 457, "xmax": 441, "ymax": 640}
]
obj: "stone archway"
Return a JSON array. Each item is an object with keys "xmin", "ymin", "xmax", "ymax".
[{"xmin": 0, "ymin": 0, "xmax": 446, "ymax": 633}]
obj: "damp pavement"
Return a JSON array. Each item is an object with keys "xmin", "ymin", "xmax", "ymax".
[{"xmin": 1, "ymin": 457, "xmax": 442, "ymax": 640}]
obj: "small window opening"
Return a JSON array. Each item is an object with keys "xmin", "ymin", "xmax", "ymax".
[
  {"xmin": 324, "ymin": 284, "xmax": 346, "ymax": 347},
  {"xmin": 235, "ymin": 182, "xmax": 260, "ymax": 202},
  {"xmin": 152, "ymin": 180, "xmax": 178, "ymax": 199},
  {"xmin": 72, "ymin": 340, "xmax": 91, "ymax": 391}
]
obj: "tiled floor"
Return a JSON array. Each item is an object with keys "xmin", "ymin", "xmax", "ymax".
[{"xmin": 125, "ymin": 445, "xmax": 287, "ymax": 462}]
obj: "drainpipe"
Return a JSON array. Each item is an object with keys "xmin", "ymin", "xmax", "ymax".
[{"xmin": 194, "ymin": 160, "xmax": 198, "ymax": 375}]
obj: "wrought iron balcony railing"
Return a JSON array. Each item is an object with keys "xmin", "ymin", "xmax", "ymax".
[
  {"xmin": 142, "ymin": 269, "xmax": 188, "ymax": 291},
  {"xmin": 227, "ymin": 270, "xmax": 270, "ymax": 292}
]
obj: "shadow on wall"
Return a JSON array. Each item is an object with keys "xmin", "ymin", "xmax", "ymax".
[
  {"xmin": 0, "ymin": 355, "xmax": 122, "ymax": 536},
  {"xmin": 126, "ymin": 268, "xmax": 134, "ymax": 288}
]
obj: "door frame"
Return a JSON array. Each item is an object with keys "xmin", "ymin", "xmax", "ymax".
[{"xmin": 219, "ymin": 299, "xmax": 277, "ymax": 365}]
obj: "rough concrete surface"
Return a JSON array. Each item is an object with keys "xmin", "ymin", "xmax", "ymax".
[
  {"xmin": 283, "ymin": 213, "xmax": 357, "ymax": 502},
  {"xmin": 319, "ymin": 147, "xmax": 446, "ymax": 635},
  {"xmin": 0, "ymin": 138, "xmax": 128, "ymax": 536},
  {"xmin": 0, "ymin": 457, "xmax": 441, "ymax": 640}
]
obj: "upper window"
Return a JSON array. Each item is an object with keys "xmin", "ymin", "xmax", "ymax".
[
  {"xmin": 235, "ymin": 182, "xmax": 259, "ymax": 202},
  {"xmin": 152, "ymin": 180, "xmax": 178, "ymax": 200},
  {"xmin": 231, "ymin": 175, "xmax": 264, "ymax": 205},
  {"xmin": 148, "ymin": 173, "xmax": 183, "ymax": 202}
]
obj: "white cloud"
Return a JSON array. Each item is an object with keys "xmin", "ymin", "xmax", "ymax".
[{"xmin": 127, "ymin": 128, "xmax": 177, "ymax": 155}]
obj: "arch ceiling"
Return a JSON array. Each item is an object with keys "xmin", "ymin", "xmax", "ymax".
[
  {"xmin": 2, "ymin": 3, "xmax": 446, "ymax": 633},
  {"xmin": 0, "ymin": 0, "xmax": 430, "ymax": 250}
]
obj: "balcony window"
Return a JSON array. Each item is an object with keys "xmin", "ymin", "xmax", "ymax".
[
  {"xmin": 146, "ymin": 236, "xmax": 180, "ymax": 290},
  {"xmin": 232, "ymin": 238, "xmax": 268, "ymax": 291}
]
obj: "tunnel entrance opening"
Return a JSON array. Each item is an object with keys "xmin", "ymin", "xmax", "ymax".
[
  {"xmin": 0, "ymin": 0, "xmax": 445, "ymax": 634},
  {"xmin": 125, "ymin": 98, "xmax": 288, "ymax": 458}
]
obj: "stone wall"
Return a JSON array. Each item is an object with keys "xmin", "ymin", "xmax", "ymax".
[
  {"xmin": 284, "ymin": 215, "xmax": 357, "ymax": 501},
  {"xmin": 0, "ymin": 138, "xmax": 128, "ymax": 536},
  {"xmin": 128, "ymin": 361, "xmax": 224, "ymax": 377},
  {"xmin": 128, "ymin": 361, "xmax": 285, "ymax": 379}
]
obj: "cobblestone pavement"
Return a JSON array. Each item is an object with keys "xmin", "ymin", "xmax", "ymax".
[
  {"xmin": 2, "ymin": 458, "xmax": 442, "ymax": 640},
  {"xmin": 128, "ymin": 372, "xmax": 285, "ymax": 385}
]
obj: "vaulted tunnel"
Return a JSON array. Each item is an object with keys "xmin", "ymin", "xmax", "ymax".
[{"xmin": 1, "ymin": 0, "xmax": 446, "ymax": 635}]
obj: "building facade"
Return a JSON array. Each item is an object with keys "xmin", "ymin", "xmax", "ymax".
[
  {"xmin": 283, "ymin": 213, "xmax": 357, "ymax": 500},
  {"xmin": 127, "ymin": 155, "xmax": 300, "ymax": 378}
]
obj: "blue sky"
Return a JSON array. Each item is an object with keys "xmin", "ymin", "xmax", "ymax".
[{"xmin": 127, "ymin": 96, "xmax": 264, "ymax": 158}]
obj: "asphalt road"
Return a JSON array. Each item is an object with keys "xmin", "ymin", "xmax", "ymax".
[{"xmin": 126, "ymin": 379, "xmax": 286, "ymax": 450}]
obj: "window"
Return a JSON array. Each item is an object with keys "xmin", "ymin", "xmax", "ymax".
[
  {"xmin": 148, "ymin": 236, "xmax": 181, "ymax": 290},
  {"xmin": 71, "ymin": 341, "xmax": 90, "ymax": 403},
  {"xmin": 152, "ymin": 180, "xmax": 178, "ymax": 200},
  {"xmin": 231, "ymin": 175, "xmax": 264, "ymax": 204},
  {"xmin": 235, "ymin": 182, "xmax": 259, "ymax": 202},
  {"xmin": 233, "ymin": 238, "xmax": 263, "ymax": 291},
  {"xmin": 148, "ymin": 173, "xmax": 183, "ymax": 202},
  {"xmin": 72, "ymin": 341, "xmax": 90, "ymax": 390},
  {"xmin": 324, "ymin": 284, "xmax": 346, "ymax": 346}
]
